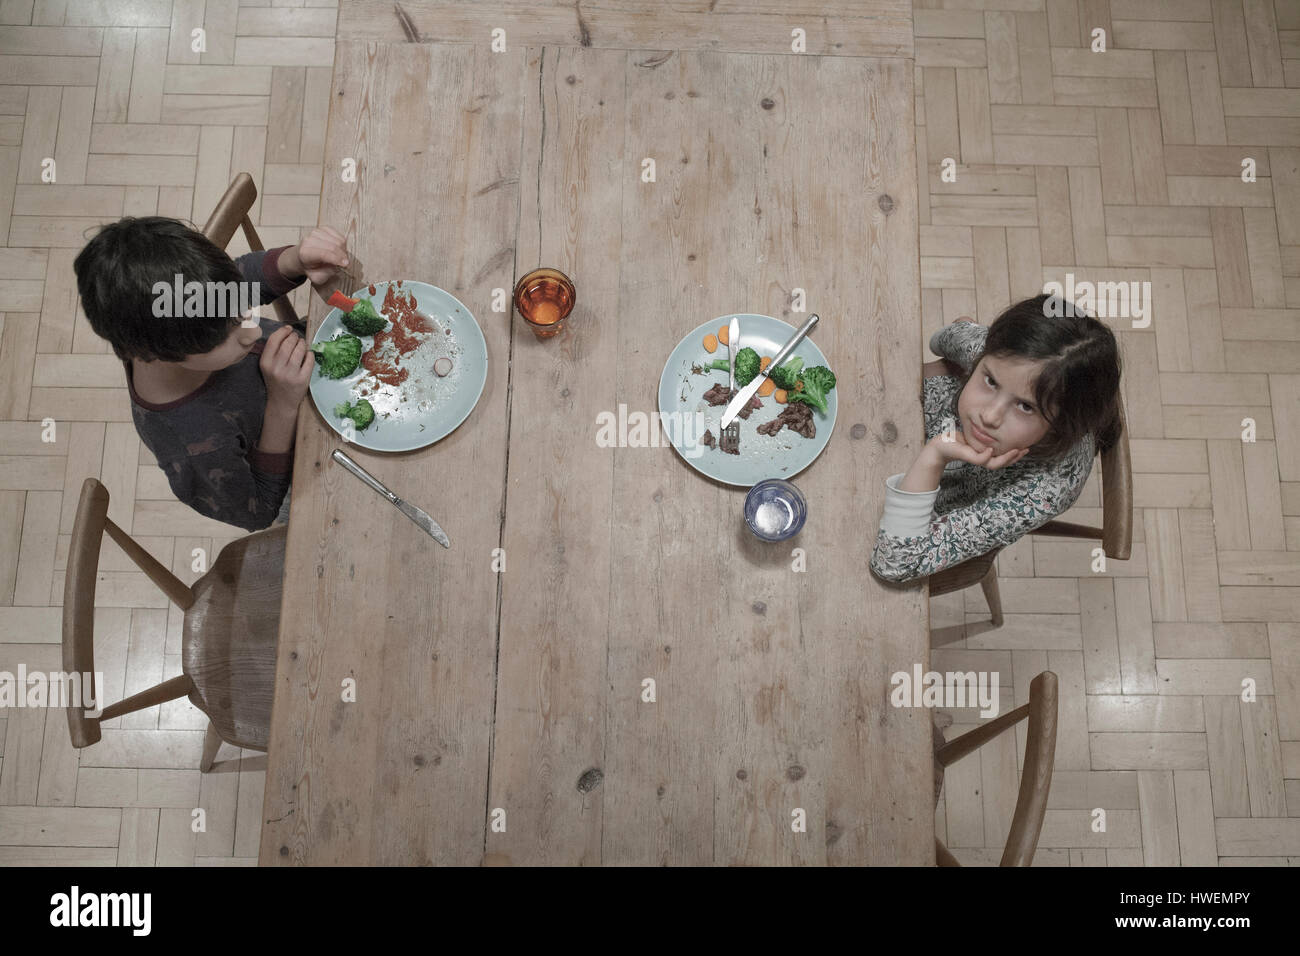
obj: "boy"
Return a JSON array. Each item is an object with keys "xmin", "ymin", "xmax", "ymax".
[{"xmin": 74, "ymin": 217, "xmax": 350, "ymax": 531}]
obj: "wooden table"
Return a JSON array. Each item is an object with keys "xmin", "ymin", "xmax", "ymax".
[{"xmin": 261, "ymin": 1, "xmax": 929, "ymax": 865}]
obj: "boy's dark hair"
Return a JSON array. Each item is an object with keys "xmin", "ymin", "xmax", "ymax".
[
  {"xmin": 957, "ymin": 293, "xmax": 1123, "ymax": 461},
  {"xmin": 73, "ymin": 216, "xmax": 244, "ymax": 363}
]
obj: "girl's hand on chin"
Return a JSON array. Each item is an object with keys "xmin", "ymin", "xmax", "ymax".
[{"xmin": 926, "ymin": 429, "xmax": 1028, "ymax": 471}]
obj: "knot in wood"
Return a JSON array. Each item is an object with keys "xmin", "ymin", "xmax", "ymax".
[{"xmin": 577, "ymin": 768, "xmax": 604, "ymax": 793}]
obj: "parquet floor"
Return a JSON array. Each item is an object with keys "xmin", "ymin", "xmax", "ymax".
[{"xmin": 0, "ymin": 0, "xmax": 1297, "ymax": 866}]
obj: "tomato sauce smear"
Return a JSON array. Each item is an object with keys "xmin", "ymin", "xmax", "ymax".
[{"xmin": 359, "ymin": 284, "xmax": 433, "ymax": 387}]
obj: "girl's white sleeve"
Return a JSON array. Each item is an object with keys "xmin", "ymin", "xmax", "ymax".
[{"xmin": 869, "ymin": 464, "xmax": 1083, "ymax": 584}]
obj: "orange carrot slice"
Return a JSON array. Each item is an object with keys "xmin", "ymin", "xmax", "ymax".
[
  {"xmin": 774, "ymin": 389, "xmax": 788, "ymax": 404},
  {"xmin": 717, "ymin": 325, "xmax": 729, "ymax": 345},
  {"xmin": 758, "ymin": 378, "xmax": 776, "ymax": 397},
  {"xmin": 759, "ymin": 355, "xmax": 772, "ymax": 370},
  {"xmin": 703, "ymin": 333, "xmax": 718, "ymax": 353}
]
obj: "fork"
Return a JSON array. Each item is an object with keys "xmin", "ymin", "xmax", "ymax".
[{"xmin": 721, "ymin": 317, "xmax": 741, "ymax": 453}]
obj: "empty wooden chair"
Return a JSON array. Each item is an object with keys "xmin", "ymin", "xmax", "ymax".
[
  {"xmin": 63, "ymin": 478, "xmax": 284, "ymax": 772},
  {"xmin": 202, "ymin": 171, "xmax": 304, "ymax": 332},
  {"xmin": 930, "ymin": 403, "xmax": 1132, "ymax": 628},
  {"xmin": 934, "ymin": 670, "xmax": 1058, "ymax": 866}
]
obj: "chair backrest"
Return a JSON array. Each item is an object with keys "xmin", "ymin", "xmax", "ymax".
[
  {"xmin": 927, "ymin": 547, "xmax": 1000, "ymax": 599},
  {"xmin": 1031, "ymin": 398, "xmax": 1132, "ymax": 560},
  {"xmin": 64, "ymin": 478, "xmax": 198, "ymax": 748},
  {"xmin": 1099, "ymin": 401, "xmax": 1132, "ymax": 559},
  {"xmin": 935, "ymin": 670, "xmax": 1058, "ymax": 866},
  {"xmin": 201, "ymin": 172, "xmax": 300, "ymax": 328}
]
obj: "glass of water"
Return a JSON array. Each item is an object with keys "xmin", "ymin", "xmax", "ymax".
[{"xmin": 744, "ymin": 479, "xmax": 807, "ymax": 542}]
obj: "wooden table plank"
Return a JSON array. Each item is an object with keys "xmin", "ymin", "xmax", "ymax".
[
  {"xmin": 483, "ymin": 45, "xmax": 626, "ymax": 865},
  {"xmin": 340, "ymin": 0, "xmax": 914, "ymax": 59},
  {"xmin": 259, "ymin": 41, "xmax": 528, "ymax": 865}
]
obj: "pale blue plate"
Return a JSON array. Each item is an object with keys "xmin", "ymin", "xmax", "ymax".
[
  {"xmin": 656, "ymin": 314, "xmax": 837, "ymax": 487},
  {"xmin": 308, "ymin": 280, "xmax": 487, "ymax": 453}
]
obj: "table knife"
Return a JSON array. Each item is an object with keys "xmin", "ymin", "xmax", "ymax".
[
  {"xmin": 719, "ymin": 313, "xmax": 819, "ymax": 429},
  {"xmin": 331, "ymin": 449, "xmax": 450, "ymax": 548}
]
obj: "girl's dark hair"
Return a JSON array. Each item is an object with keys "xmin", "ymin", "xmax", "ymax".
[
  {"xmin": 73, "ymin": 216, "xmax": 244, "ymax": 363},
  {"xmin": 962, "ymin": 293, "xmax": 1123, "ymax": 461}
]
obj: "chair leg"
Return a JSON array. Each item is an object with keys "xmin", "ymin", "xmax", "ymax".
[
  {"xmin": 979, "ymin": 563, "xmax": 1004, "ymax": 628},
  {"xmin": 199, "ymin": 721, "xmax": 223, "ymax": 773}
]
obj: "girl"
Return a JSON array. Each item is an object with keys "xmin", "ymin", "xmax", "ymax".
[{"xmin": 870, "ymin": 293, "xmax": 1122, "ymax": 583}]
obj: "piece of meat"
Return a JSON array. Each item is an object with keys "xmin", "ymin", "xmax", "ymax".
[
  {"xmin": 703, "ymin": 383, "xmax": 731, "ymax": 406},
  {"xmin": 758, "ymin": 402, "xmax": 816, "ymax": 439},
  {"xmin": 702, "ymin": 384, "xmax": 763, "ymax": 420},
  {"xmin": 702, "ymin": 429, "xmax": 716, "ymax": 449},
  {"xmin": 785, "ymin": 401, "xmax": 815, "ymax": 439}
]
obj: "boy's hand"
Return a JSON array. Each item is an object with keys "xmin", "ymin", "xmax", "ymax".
[
  {"xmin": 927, "ymin": 428, "xmax": 1028, "ymax": 470},
  {"xmin": 260, "ymin": 325, "xmax": 314, "ymax": 410},
  {"xmin": 281, "ymin": 226, "xmax": 350, "ymax": 285}
]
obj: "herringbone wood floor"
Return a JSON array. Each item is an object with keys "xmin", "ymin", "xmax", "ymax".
[{"xmin": 0, "ymin": 0, "xmax": 1298, "ymax": 866}]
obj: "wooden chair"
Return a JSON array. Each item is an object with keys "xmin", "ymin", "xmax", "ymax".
[
  {"xmin": 1031, "ymin": 401, "xmax": 1132, "ymax": 559},
  {"xmin": 201, "ymin": 171, "xmax": 304, "ymax": 332},
  {"xmin": 63, "ymin": 478, "xmax": 284, "ymax": 772},
  {"xmin": 930, "ymin": 402, "xmax": 1132, "ymax": 629},
  {"xmin": 934, "ymin": 670, "xmax": 1058, "ymax": 866},
  {"xmin": 929, "ymin": 548, "xmax": 1004, "ymax": 627}
]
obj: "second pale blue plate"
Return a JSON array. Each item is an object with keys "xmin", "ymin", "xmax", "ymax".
[{"xmin": 656, "ymin": 314, "xmax": 837, "ymax": 487}]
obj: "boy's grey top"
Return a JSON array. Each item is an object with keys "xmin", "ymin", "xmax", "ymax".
[
  {"xmin": 869, "ymin": 322, "xmax": 1095, "ymax": 583},
  {"xmin": 125, "ymin": 247, "xmax": 307, "ymax": 532}
]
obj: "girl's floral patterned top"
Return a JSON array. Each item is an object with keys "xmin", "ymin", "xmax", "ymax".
[{"xmin": 869, "ymin": 322, "xmax": 1095, "ymax": 583}]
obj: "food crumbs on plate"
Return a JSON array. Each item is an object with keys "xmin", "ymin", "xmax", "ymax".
[
  {"xmin": 703, "ymin": 333, "xmax": 718, "ymax": 353},
  {"xmin": 759, "ymin": 355, "xmax": 771, "ymax": 370},
  {"xmin": 774, "ymin": 388, "xmax": 787, "ymax": 403},
  {"xmin": 758, "ymin": 378, "xmax": 776, "ymax": 397},
  {"xmin": 717, "ymin": 324, "xmax": 729, "ymax": 345}
]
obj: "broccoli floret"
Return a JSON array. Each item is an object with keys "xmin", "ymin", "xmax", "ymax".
[
  {"xmin": 333, "ymin": 398, "xmax": 375, "ymax": 431},
  {"xmin": 786, "ymin": 365, "xmax": 836, "ymax": 414},
  {"xmin": 699, "ymin": 358, "xmax": 731, "ymax": 372},
  {"xmin": 733, "ymin": 347, "xmax": 762, "ymax": 387},
  {"xmin": 340, "ymin": 299, "xmax": 387, "ymax": 336},
  {"xmin": 767, "ymin": 356, "xmax": 805, "ymax": 391},
  {"xmin": 310, "ymin": 333, "xmax": 363, "ymax": 378}
]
